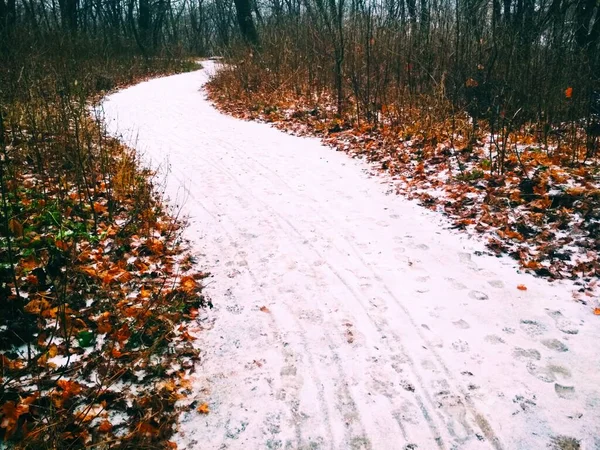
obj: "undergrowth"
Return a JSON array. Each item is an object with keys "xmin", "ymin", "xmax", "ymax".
[{"xmin": 0, "ymin": 33, "xmax": 208, "ymax": 448}]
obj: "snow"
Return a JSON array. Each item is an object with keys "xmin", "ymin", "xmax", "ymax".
[{"xmin": 101, "ymin": 61, "xmax": 600, "ymax": 450}]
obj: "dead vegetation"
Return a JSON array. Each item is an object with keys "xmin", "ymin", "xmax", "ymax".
[{"xmin": 0, "ymin": 33, "xmax": 208, "ymax": 449}]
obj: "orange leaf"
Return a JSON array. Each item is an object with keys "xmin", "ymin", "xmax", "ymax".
[
  {"xmin": 593, "ymin": 308, "xmax": 600, "ymax": 316},
  {"xmin": 259, "ymin": 306, "xmax": 270, "ymax": 313},
  {"xmin": 20, "ymin": 255, "xmax": 39, "ymax": 271},
  {"xmin": 180, "ymin": 276, "xmax": 198, "ymax": 293},
  {"xmin": 57, "ymin": 380, "xmax": 82, "ymax": 398},
  {"xmin": 55, "ymin": 240, "xmax": 70, "ymax": 251},
  {"xmin": 24, "ymin": 299, "xmax": 51, "ymax": 315},
  {"xmin": 93, "ymin": 202, "xmax": 108, "ymax": 214},
  {"xmin": 1, "ymin": 355, "xmax": 24, "ymax": 370},
  {"xmin": 98, "ymin": 420, "xmax": 112, "ymax": 433},
  {"xmin": 8, "ymin": 219, "xmax": 23, "ymax": 237},
  {"xmin": 0, "ymin": 401, "xmax": 19, "ymax": 439},
  {"xmin": 197, "ymin": 403, "xmax": 210, "ymax": 414},
  {"xmin": 523, "ymin": 260, "xmax": 541, "ymax": 270},
  {"xmin": 565, "ymin": 87, "xmax": 573, "ymax": 99},
  {"xmin": 145, "ymin": 238, "xmax": 165, "ymax": 255},
  {"xmin": 137, "ymin": 422, "xmax": 159, "ymax": 437},
  {"xmin": 48, "ymin": 344, "xmax": 59, "ymax": 358},
  {"xmin": 80, "ymin": 265, "xmax": 98, "ymax": 278},
  {"xmin": 517, "ymin": 284, "xmax": 527, "ymax": 291}
]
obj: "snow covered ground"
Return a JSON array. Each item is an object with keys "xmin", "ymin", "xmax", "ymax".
[{"xmin": 101, "ymin": 60, "xmax": 600, "ymax": 450}]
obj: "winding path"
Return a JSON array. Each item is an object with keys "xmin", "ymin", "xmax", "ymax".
[{"xmin": 102, "ymin": 61, "xmax": 600, "ymax": 450}]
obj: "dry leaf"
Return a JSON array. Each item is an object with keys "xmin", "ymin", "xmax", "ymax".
[
  {"xmin": 593, "ymin": 308, "xmax": 600, "ymax": 316},
  {"xmin": 517, "ymin": 284, "xmax": 527, "ymax": 291},
  {"xmin": 565, "ymin": 87, "xmax": 573, "ymax": 98},
  {"xmin": 197, "ymin": 403, "xmax": 210, "ymax": 414},
  {"xmin": 8, "ymin": 219, "xmax": 23, "ymax": 237},
  {"xmin": 180, "ymin": 276, "xmax": 198, "ymax": 292},
  {"xmin": 24, "ymin": 299, "xmax": 51, "ymax": 315},
  {"xmin": 259, "ymin": 306, "xmax": 270, "ymax": 313},
  {"xmin": 97, "ymin": 420, "xmax": 112, "ymax": 433},
  {"xmin": 93, "ymin": 202, "xmax": 108, "ymax": 214}
]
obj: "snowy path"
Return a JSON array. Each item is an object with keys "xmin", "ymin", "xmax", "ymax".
[{"xmin": 102, "ymin": 61, "xmax": 600, "ymax": 450}]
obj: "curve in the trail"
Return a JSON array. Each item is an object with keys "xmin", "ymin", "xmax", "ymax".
[{"xmin": 101, "ymin": 60, "xmax": 600, "ymax": 450}]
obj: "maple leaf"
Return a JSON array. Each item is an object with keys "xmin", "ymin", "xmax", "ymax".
[
  {"xmin": 197, "ymin": 403, "xmax": 210, "ymax": 414},
  {"xmin": 593, "ymin": 308, "xmax": 600, "ymax": 316},
  {"xmin": 517, "ymin": 284, "xmax": 527, "ymax": 291}
]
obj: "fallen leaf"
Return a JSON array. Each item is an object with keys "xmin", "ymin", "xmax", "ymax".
[
  {"xmin": 593, "ymin": 308, "xmax": 600, "ymax": 316},
  {"xmin": 8, "ymin": 219, "xmax": 23, "ymax": 237},
  {"xmin": 517, "ymin": 284, "xmax": 527, "ymax": 291},
  {"xmin": 259, "ymin": 306, "xmax": 270, "ymax": 313},
  {"xmin": 48, "ymin": 344, "xmax": 59, "ymax": 358},
  {"xmin": 24, "ymin": 299, "xmax": 51, "ymax": 315},
  {"xmin": 565, "ymin": 87, "xmax": 573, "ymax": 98},
  {"xmin": 180, "ymin": 276, "xmax": 198, "ymax": 292},
  {"xmin": 97, "ymin": 420, "xmax": 112, "ymax": 433},
  {"xmin": 197, "ymin": 403, "xmax": 210, "ymax": 414},
  {"xmin": 93, "ymin": 202, "xmax": 108, "ymax": 214}
]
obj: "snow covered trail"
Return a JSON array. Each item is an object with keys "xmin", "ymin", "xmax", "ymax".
[{"xmin": 101, "ymin": 61, "xmax": 600, "ymax": 450}]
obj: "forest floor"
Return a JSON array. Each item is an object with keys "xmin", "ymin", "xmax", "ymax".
[
  {"xmin": 101, "ymin": 60, "xmax": 600, "ymax": 450},
  {"xmin": 0, "ymin": 59, "xmax": 208, "ymax": 448}
]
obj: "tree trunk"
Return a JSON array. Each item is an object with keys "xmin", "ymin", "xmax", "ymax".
[
  {"xmin": 59, "ymin": 0, "xmax": 78, "ymax": 31},
  {"xmin": 139, "ymin": 0, "xmax": 151, "ymax": 47},
  {"xmin": 233, "ymin": 0, "xmax": 259, "ymax": 45}
]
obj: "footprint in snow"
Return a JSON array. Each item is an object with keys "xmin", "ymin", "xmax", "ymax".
[
  {"xmin": 453, "ymin": 319, "xmax": 471, "ymax": 329},
  {"xmin": 446, "ymin": 277, "xmax": 468, "ymax": 290},
  {"xmin": 547, "ymin": 310, "xmax": 580, "ymax": 335},
  {"xmin": 554, "ymin": 384, "xmax": 576, "ymax": 399},
  {"xmin": 520, "ymin": 319, "xmax": 548, "ymax": 337},
  {"xmin": 452, "ymin": 340, "xmax": 470, "ymax": 352},
  {"xmin": 541, "ymin": 339, "xmax": 569, "ymax": 352},
  {"xmin": 469, "ymin": 290, "xmax": 489, "ymax": 301},
  {"xmin": 485, "ymin": 335, "xmax": 505, "ymax": 345},
  {"xmin": 513, "ymin": 348, "xmax": 541, "ymax": 361},
  {"xmin": 526, "ymin": 362, "xmax": 571, "ymax": 383},
  {"xmin": 488, "ymin": 279, "xmax": 505, "ymax": 288}
]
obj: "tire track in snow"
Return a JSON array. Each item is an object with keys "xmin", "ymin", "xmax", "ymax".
[
  {"xmin": 164, "ymin": 128, "xmax": 496, "ymax": 449},
  {"xmin": 218, "ymin": 136, "xmax": 501, "ymax": 448},
  {"xmin": 155, "ymin": 150, "xmax": 371, "ymax": 448},
  {"xmin": 101, "ymin": 61, "xmax": 600, "ymax": 450},
  {"xmin": 190, "ymin": 139, "xmax": 451, "ymax": 447}
]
